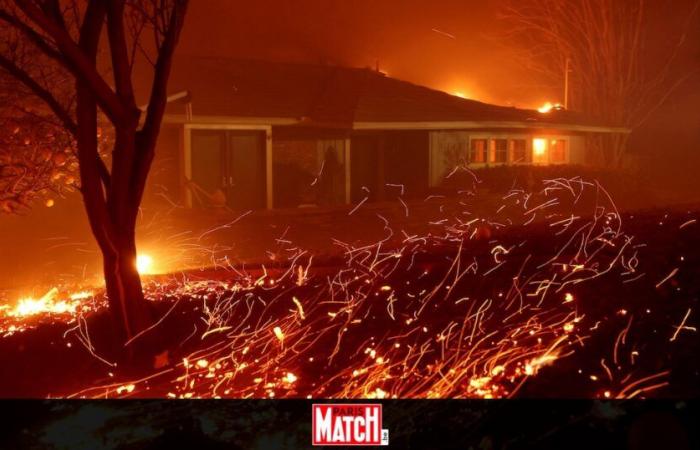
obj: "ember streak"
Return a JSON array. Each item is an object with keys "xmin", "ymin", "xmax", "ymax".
[{"xmin": 1, "ymin": 177, "xmax": 695, "ymax": 399}]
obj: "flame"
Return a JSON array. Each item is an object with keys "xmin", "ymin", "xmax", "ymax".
[
  {"xmin": 6, "ymin": 288, "xmax": 93, "ymax": 317},
  {"xmin": 10, "ymin": 288, "xmax": 62, "ymax": 316},
  {"xmin": 537, "ymin": 102, "xmax": 564, "ymax": 113},
  {"xmin": 136, "ymin": 254, "xmax": 154, "ymax": 275},
  {"xmin": 538, "ymin": 102, "xmax": 554, "ymax": 113}
]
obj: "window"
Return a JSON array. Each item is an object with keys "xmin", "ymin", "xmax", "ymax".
[
  {"xmin": 470, "ymin": 139, "xmax": 487, "ymax": 163},
  {"xmin": 532, "ymin": 138, "xmax": 548, "ymax": 164},
  {"xmin": 189, "ymin": 129, "xmax": 266, "ymax": 210},
  {"xmin": 491, "ymin": 139, "xmax": 508, "ymax": 164},
  {"xmin": 273, "ymin": 138, "xmax": 346, "ymax": 207},
  {"xmin": 510, "ymin": 139, "xmax": 528, "ymax": 163},
  {"xmin": 550, "ymin": 139, "xmax": 567, "ymax": 163}
]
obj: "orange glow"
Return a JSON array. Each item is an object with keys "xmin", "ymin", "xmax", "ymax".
[
  {"xmin": 533, "ymin": 138, "xmax": 547, "ymax": 156},
  {"xmin": 537, "ymin": 102, "xmax": 563, "ymax": 113},
  {"xmin": 453, "ymin": 91, "xmax": 467, "ymax": 99},
  {"xmin": 5, "ymin": 287, "xmax": 94, "ymax": 318},
  {"xmin": 538, "ymin": 102, "xmax": 554, "ymax": 113},
  {"xmin": 136, "ymin": 254, "xmax": 154, "ymax": 274}
]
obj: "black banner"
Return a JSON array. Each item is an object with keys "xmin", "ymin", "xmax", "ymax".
[{"xmin": 0, "ymin": 400, "xmax": 697, "ymax": 449}]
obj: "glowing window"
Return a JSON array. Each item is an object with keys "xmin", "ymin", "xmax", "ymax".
[
  {"xmin": 533, "ymin": 138, "xmax": 546, "ymax": 156},
  {"xmin": 550, "ymin": 139, "xmax": 567, "ymax": 163},
  {"xmin": 510, "ymin": 139, "xmax": 528, "ymax": 163},
  {"xmin": 469, "ymin": 139, "xmax": 487, "ymax": 163},
  {"xmin": 532, "ymin": 138, "xmax": 548, "ymax": 164},
  {"xmin": 491, "ymin": 139, "xmax": 508, "ymax": 164}
]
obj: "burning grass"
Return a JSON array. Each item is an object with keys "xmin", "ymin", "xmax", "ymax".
[{"xmin": 1, "ymin": 177, "xmax": 697, "ymax": 399}]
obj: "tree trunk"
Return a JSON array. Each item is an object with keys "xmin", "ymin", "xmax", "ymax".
[{"xmin": 102, "ymin": 229, "xmax": 155, "ymax": 363}]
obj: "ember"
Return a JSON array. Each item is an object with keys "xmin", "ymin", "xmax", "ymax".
[{"xmin": 5, "ymin": 177, "xmax": 675, "ymax": 400}]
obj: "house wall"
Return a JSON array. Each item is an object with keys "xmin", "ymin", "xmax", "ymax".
[
  {"xmin": 383, "ymin": 131, "xmax": 430, "ymax": 199},
  {"xmin": 164, "ymin": 121, "xmax": 603, "ymax": 211},
  {"xmin": 569, "ymin": 135, "xmax": 586, "ymax": 165},
  {"xmin": 428, "ymin": 130, "xmax": 585, "ymax": 188},
  {"xmin": 350, "ymin": 131, "xmax": 430, "ymax": 202}
]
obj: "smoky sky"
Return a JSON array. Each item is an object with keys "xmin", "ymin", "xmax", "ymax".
[
  {"xmin": 177, "ymin": 0, "xmax": 548, "ymax": 106},
  {"xmin": 176, "ymin": 0, "xmax": 700, "ymax": 114}
]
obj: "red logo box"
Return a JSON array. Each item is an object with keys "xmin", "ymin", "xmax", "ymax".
[{"xmin": 312, "ymin": 403, "xmax": 388, "ymax": 446}]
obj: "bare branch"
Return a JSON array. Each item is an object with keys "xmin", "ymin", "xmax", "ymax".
[
  {"xmin": 0, "ymin": 52, "xmax": 76, "ymax": 134},
  {"xmin": 12, "ymin": 0, "xmax": 128, "ymax": 124},
  {"xmin": 106, "ymin": 0, "xmax": 137, "ymax": 109}
]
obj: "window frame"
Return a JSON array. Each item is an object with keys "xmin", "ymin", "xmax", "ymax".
[{"xmin": 468, "ymin": 137, "xmax": 488, "ymax": 166}]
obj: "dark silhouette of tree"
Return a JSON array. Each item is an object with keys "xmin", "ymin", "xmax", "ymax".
[
  {"xmin": 501, "ymin": 0, "xmax": 700, "ymax": 167},
  {"xmin": 0, "ymin": 0, "xmax": 188, "ymax": 358}
]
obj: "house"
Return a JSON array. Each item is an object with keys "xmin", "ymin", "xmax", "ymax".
[{"xmin": 150, "ymin": 58, "xmax": 627, "ymax": 211}]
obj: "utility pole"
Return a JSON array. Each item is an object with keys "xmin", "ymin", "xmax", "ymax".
[{"xmin": 563, "ymin": 57, "xmax": 570, "ymax": 109}]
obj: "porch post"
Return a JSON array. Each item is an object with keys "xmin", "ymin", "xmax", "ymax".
[
  {"xmin": 183, "ymin": 125, "xmax": 192, "ymax": 208},
  {"xmin": 377, "ymin": 135, "xmax": 386, "ymax": 201},
  {"xmin": 344, "ymin": 137, "xmax": 351, "ymax": 204},
  {"xmin": 266, "ymin": 126, "xmax": 273, "ymax": 209}
]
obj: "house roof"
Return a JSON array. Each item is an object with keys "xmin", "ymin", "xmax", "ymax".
[{"xmin": 164, "ymin": 57, "xmax": 625, "ymax": 132}]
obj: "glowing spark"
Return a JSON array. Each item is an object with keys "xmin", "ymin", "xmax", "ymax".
[
  {"xmin": 69, "ymin": 291, "xmax": 93, "ymax": 301},
  {"xmin": 369, "ymin": 387, "xmax": 388, "ymax": 399},
  {"xmin": 273, "ymin": 326, "xmax": 285, "ymax": 342},
  {"xmin": 431, "ymin": 28, "xmax": 456, "ymax": 39},
  {"xmin": 116, "ymin": 384, "xmax": 135, "ymax": 395},
  {"xmin": 292, "ymin": 296, "xmax": 305, "ymax": 320},
  {"xmin": 655, "ymin": 267, "xmax": 678, "ymax": 288},
  {"xmin": 491, "ymin": 245, "xmax": 510, "ymax": 263},
  {"xmin": 670, "ymin": 308, "xmax": 694, "ymax": 342},
  {"xmin": 53, "ymin": 176, "xmax": 666, "ymax": 400},
  {"xmin": 679, "ymin": 219, "xmax": 696, "ymax": 229}
]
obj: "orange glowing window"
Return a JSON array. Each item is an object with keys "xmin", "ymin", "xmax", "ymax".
[
  {"xmin": 510, "ymin": 139, "xmax": 528, "ymax": 163},
  {"xmin": 533, "ymin": 138, "xmax": 547, "ymax": 156},
  {"xmin": 491, "ymin": 139, "xmax": 508, "ymax": 164},
  {"xmin": 550, "ymin": 139, "xmax": 567, "ymax": 163},
  {"xmin": 469, "ymin": 139, "xmax": 487, "ymax": 163}
]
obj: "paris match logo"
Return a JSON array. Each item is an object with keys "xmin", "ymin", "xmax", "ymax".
[{"xmin": 312, "ymin": 404, "xmax": 389, "ymax": 446}]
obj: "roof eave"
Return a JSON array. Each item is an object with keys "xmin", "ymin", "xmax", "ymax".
[
  {"xmin": 161, "ymin": 114, "xmax": 629, "ymax": 134},
  {"xmin": 352, "ymin": 120, "xmax": 630, "ymax": 134},
  {"xmin": 162, "ymin": 113, "xmax": 300, "ymax": 126}
]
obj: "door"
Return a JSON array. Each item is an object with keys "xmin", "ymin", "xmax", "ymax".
[
  {"xmin": 190, "ymin": 129, "xmax": 266, "ymax": 210},
  {"xmin": 226, "ymin": 131, "xmax": 265, "ymax": 210},
  {"xmin": 190, "ymin": 130, "xmax": 226, "ymax": 206}
]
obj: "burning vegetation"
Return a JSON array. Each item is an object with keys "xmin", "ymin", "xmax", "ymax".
[{"xmin": 1, "ymin": 177, "xmax": 696, "ymax": 399}]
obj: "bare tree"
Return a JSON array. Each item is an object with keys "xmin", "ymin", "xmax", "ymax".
[
  {"xmin": 0, "ymin": 0, "xmax": 188, "ymax": 354},
  {"xmin": 500, "ymin": 0, "xmax": 700, "ymax": 167},
  {"xmin": 0, "ymin": 78, "xmax": 76, "ymax": 212}
]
